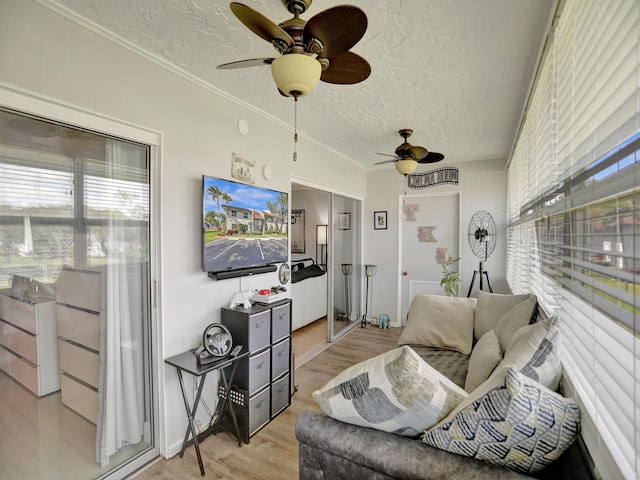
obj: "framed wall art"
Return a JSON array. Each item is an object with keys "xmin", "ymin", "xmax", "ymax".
[
  {"xmin": 291, "ymin": 209, "xmax": 305, "ymax": 253},
  {"xmin": 374, "ymin": 211, "xmax": 387, "ymax": 230},
  {"xmin": 338, "ymin": 213, "xmax": 351, "ymax": 230}
]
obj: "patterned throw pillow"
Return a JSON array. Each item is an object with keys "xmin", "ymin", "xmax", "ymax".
[
  {"xmin": 423, "ymin": 367, "xmax": 580, "ymax": 474},
  {"xmin": 494, "ymin": 318, "xmax": 561, "ymax": 391},
  {"xmin": 312, "ymin": 346, "xmax": 468, "ymax": 436},
  {"xmin": 398, "ymin": 294, "xmax": 477, "ymax": 354}
]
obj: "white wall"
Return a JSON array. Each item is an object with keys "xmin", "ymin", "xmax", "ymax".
[
  {"xmin": 365, "ymin": 158, "xmax": 509, "ymax": 325},
  {"xmin": 0, "ymin": 0, "xmax": 511, "ymax": 462},
  {"xmin": 0, "ymin": 0, "xmax": 367, "ymax": 458},
  {"xmin": 291, "ymin": 188, "xmax": 330, "ymax": 265}
]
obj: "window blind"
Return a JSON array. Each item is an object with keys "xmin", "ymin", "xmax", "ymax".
[
  {"xmin": 506, "ymin": 1, "xmax": 639, "ymax": 478},
  {"xmin": 0, "ymin": 110, "xmax": 150, "ymax": 287}
]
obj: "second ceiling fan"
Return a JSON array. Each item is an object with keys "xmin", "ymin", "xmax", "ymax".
[{"xmin": 375, "ymin": 129, "xmax": 445, "ymax": 176}]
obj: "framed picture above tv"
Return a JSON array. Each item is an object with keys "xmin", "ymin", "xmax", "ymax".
[{"xmin": 202, "ymin": 176, "xmax": 289, "ymax": 278}]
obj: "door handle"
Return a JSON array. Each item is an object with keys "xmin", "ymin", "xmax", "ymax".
[{"xmin": 403, "ymin": 271, "xmax": 408, "ymax": 276}]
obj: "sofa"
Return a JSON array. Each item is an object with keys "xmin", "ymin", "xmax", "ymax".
[{"xmin": 295, "ymin": 292, "xmax": 594, "ymax": 480}]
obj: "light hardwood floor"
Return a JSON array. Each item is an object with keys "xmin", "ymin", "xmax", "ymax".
[
  {"xmin": 291, "ymin": 317, "xmax": 327, "ymax": 359},
  {"xmin": 132, "ymin": 325, "xmax": 402, "ymax": 479}
]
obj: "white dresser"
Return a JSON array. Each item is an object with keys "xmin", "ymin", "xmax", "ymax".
[
  {"xmin": 55, "ymin": 266, "xmax": 102, "ymax": 424},
  {"xmin": 0, "ymin": 291, "xmax": 60, "ymax": 396}
]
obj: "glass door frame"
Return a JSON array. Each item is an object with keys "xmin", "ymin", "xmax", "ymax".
[
  {"xmin": 0, "ymin": 87, "xmax": 162, "ymax": 480},
  {"xmin": 289, "ymin": 177, "xmax": 364, "ymax": 344}
]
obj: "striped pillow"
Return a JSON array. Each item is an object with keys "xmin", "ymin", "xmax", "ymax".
[{"xmin": 423, "ymin": 366, "xmax": 580, "ymax": 474}]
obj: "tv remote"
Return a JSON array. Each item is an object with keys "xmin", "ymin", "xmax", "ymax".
[{"xmin": 230, "ymin": 345, "xmax": 243, "ymax": 358}]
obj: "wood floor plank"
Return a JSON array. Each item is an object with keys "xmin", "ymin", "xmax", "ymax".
[{"xmin": 133, "ymin": 326, "xmax": 402, "ymax": 479}]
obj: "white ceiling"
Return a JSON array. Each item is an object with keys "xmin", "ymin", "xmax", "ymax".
[{"xmin": 50, "ymin": 0, "xmax": 554, "ymax": 170}]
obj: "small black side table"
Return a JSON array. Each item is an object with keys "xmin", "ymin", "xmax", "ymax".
[{"xmin": 165, "ymin": 348, "xmax": 249, "ymax": 476}]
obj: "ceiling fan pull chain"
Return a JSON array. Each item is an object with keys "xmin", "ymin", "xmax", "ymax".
[{"xmin": 293, "ymin": 95, "xmax": 298, "ymax": 161}]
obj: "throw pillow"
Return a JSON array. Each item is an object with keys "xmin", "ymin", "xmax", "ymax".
[
  {"xmin": 493, "ymin": 296, "xmax": 538, "ymax": 351},
  {"xmin": 474, "ymin": 291, "xmax": 536, "ymax": 341},
  {"xmin": 398, "ymin": 294, "xmax": 477, "ymax": 354},
  {"xmin": 464, "ymin": 329, "xmax": 502, "ymax": 393},
  {"xmin": 423, "ymin": 367, "xmax": 581, "ymax": 474},
  {"xmin": 494, "ymin": 318, "xmax": 561, "ymax": 391},
  {"xmin": 312, "ymin": 345, "xmax": 468, "ymax": 437}
]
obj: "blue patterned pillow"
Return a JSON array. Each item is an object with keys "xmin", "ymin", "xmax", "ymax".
[
  {"xmin": 423, "ymin": 367, "xmax": 580, "ymax": 474},
  {"xmin": 494, "ymin": 318, "xmax": 561, "ymax": 391},
  {"xmin": 312, "ymin": 346, "xmax": 468, "ymax": 436}
]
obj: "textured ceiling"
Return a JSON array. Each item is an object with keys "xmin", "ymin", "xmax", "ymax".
[{"xmin": 49, "ymin": 0, "xmax": 553, "ymax": 169}]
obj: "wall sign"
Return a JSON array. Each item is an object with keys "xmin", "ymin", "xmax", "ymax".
[
  {"xmin": 408, "ymin": 167, "xmax": 459, "ymax": 189},
  {"xmin": 231, "ymin": 152, "xmax": 256, "ymax": 184}
]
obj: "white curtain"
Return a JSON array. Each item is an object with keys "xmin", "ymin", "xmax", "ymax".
[{"xmin": 96, "ymin": 139, "xmax": 146, "ymax": 466}]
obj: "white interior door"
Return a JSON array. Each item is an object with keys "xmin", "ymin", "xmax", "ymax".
[{"xmin": 399, "ymin": 192, "xmax": 461, "ymax": 324}]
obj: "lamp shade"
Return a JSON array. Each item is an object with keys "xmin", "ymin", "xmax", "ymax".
[
  {"xmin": 316, "ymin": 224, "xmax": 328, "ymax": 245},
  {"xmin": 271, "ymin": 54, "xmax": 322, "ymax": 98},
  {"xmin": 394, "ymin": 159, "xmax": 418, "ymax": 176}
]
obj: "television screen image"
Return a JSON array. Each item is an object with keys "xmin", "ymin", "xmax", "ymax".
[{"xmin": 203, "ymin": 176, "xmax": 288, "ymax": 273}]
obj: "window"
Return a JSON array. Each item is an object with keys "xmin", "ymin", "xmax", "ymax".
[
  {"xmin": 506, "ymin": 1, "xmax": 639, "ymax": 478},
  {"xmin": 0, "ymin": 110, "xmax": 149, "ymax": 287}
]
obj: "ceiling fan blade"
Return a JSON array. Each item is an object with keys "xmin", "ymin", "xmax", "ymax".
[
  {"xmin": 374, "ymin": 159, "xmax": 397, "ymax": 165},
  {"xmin": 304, "ymin": 5, "xmax": 367, "ymax": 59},
  {"xmin": 417, "ymin": 152, "xmax": 445, "ymax": 163},
  {"xmin": 230, "ymin": 2, "xmax": 294, "ymax": 49},
  {"xmin": 320, "ymin": 52, "xmax": 371, "ymax": 84},
  {"xmin": 376, "ymin": 152, "xmax": 398, "ymax": 158},
  {"xmin": 217, "ymin": 58, "xmax": 275, "ymax": 69},
  {"xmin": 407, "ymin": 145, "xmax": 429, "ymax": 160}
]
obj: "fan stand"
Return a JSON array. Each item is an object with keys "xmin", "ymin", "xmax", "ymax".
[{"xmin": 466, "ymin": 260, "xmax": 493, "ymax": 297}]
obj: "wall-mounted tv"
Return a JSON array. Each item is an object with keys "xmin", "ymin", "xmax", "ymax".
[{"xmin": 203, "ymin": 175, "xmax": 288, "ymax": 279}]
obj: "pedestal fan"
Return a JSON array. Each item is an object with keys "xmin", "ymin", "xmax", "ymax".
[{"xmin": 466, "ymin": 211, "xmax": 496, "ymax": 297}]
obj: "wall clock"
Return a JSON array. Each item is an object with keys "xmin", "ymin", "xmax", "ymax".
[{"xmin": 278, "ymin": 262, "xmax": 290, "ymax": 285}]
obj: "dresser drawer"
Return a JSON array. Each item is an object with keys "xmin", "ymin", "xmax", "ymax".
[
  {"xmin": 271, "ymin": 337, "xmax": 289, "ymax": 380},
  {"xmin": 60, "ymin": 373, "xmax": 98, "ymax": 424},
  {"xmin": 56, "ymin": 305, "xmax": 100, "ymax": 352},
  {"xmin": 248, "ymin": 386, "xmax": 270, "ymax": 436},
  {"xmin": 55, "ymin": 267, "xmax": 102, "ymax": 312},
  {"xmin": 7, "ymin": 351, "xmax": 38, "ymax": 395},
  {"xmin": 271, "ymin": 303, "xmax": 290, "ymax": 342},
  {"xmin": 1, "ymin": 321, "xmax": 37, "ymax": 364},
  {"xmin": 271, "ymin": 372, "xmax": 290, "ymax": 417},
  {"xmin": 58, "ymin": 339, "xmax": 99, "ymax": 388},
  {"xmin": 1, "ymin": 296, "xmax": 37, "ymax": 334}
]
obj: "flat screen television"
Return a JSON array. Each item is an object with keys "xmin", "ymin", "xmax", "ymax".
[{"xmin": 202, "ymin": 175, "xmax": 288, "ymax": 278}]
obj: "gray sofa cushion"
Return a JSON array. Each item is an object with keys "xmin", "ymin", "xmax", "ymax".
[
  {"xmin": 296, "ymin": 409, "xmax": 532, "ymax": 480},
  {"xmin": 410, "ymin": 345, "xmax": 469, "ymax": 389}
]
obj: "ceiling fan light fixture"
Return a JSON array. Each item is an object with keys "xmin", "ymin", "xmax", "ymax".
[
  {"xmin": 394, "ymin": 158, "xmax": 418, "ymax": 176},
  {"xmin": 271, "ymin": 54, "xmax": 321, "ymax": 97}
]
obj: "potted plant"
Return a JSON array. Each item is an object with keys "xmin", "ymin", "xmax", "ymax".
[{"xmin": 440, "ymin": 257, "xmax": 461, "ymax": 296}]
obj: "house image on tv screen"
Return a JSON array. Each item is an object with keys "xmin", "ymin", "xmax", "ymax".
[{"xmin": 202, "ymin": 176, "xmax": 288, "ymax": 273}]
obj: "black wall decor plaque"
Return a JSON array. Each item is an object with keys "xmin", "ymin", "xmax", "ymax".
[{"xmin": 408, "ymin": 167, "xmax": 459, "ymax": 189}]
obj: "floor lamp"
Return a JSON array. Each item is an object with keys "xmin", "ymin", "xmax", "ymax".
[
  {"xmin": 361, "ymin": 264, "xmax": 377, "ymax": 328},
  {"xmin": 316, "ymin": 224, "xmax": 327, "ymax": 270},
  {"xmin": 341, "ymin": 263, "xmax": 352, "ymax": 320}
]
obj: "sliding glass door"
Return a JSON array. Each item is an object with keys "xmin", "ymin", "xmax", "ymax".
[{"xmin": 0, "ymin": 108, "xmax": 156, "ymax": 479}]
